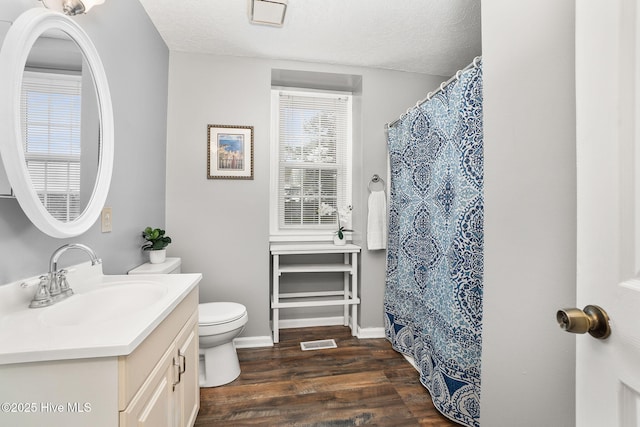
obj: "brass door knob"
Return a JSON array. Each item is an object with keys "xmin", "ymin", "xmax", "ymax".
[{"xmin": 556, "ymin": 305, "xmax": 611, "ymax": 339}]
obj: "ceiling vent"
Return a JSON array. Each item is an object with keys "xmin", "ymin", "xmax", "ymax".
[{"xmin": 251, "ymin": 0, "xmax": 287, "ymax": 27}]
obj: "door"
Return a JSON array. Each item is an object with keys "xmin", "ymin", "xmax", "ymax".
[
  {"xmin": 132, "ymin": 374, "xmax": 173, "ymax": 427},
  {"xmin": 576, "ymin": 0, "xmax": 640, "ymax": 425},
  {"xmin": 174, "ymin": 318, "xmax": 199, "ymax": 427},
  {"xmin": 119, "ymin": 349, "xmax": 174, "ymax": 427}
]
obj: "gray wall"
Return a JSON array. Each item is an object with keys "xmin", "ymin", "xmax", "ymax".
[
  {"xmin": 165, "ymin": 51, "xmax": 443, "ymax": 337},
  {"xmin": 481, "ymin": 0, "xmax": 576, "ymax": 425},
  {"xmin": 0, "ymin": 0, "xmax": 169, "ymax": 283},
  {"xmin": 0, "ymin": 1, "xmax": 579, "ymax": 423}
]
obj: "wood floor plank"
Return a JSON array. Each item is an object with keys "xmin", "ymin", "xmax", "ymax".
[{"xmin": 195, "ymin": 326, "xmax": 459, "ymax": 426}]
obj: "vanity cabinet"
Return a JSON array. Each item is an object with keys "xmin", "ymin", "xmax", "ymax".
[
  {"xmin": 119, "ymin": 289, "xmax": 199, "ymax": 427},
  {"xmin": 174, "ymin": 322, "xmax": 199, "ymax": 427},
  {"xmin": 120, "ymin": 346, "xmax": 174, "ymax": 427},
  {"xmin": 119, "ymin": 317, "xmax": 198, "ymax": 427},
  {"xmin": 0, "ymin": 286, "xmax": 200, "ymax": 427}
]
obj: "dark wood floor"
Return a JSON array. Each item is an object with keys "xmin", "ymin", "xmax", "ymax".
[{"xmin": 195, "ymin": 326, "xmax": 459, "ymax": 426}]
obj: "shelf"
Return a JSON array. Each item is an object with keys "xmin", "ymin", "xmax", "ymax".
[
  {"xmin": 277, "ymin": 263, "xmax": 354, "ymax": 274},
  {"xmin": 270, "ymin": 242, "xmax": 361, "ymax": 255},
  {"xmin": 270, "ymin": 242, "xmax": 361, "ymax": 343},
  {"xmin": 271, "ymin": 297, "xmax": 360, "ymax": 309},
  {"xmin": 279, "ymin": 290, "xmax": 346, "ymax": 298}
]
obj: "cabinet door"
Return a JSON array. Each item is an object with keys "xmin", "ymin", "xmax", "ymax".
[
  {"xmin": 174, "ymin": 318, "xmax": 199, "ymax": 427},
  {"xmin": 120, "ymin": 348, "xmax": 174, "ymax": 427}
]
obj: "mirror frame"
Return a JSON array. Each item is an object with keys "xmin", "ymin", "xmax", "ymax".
[{"xmin": 0, "ymin": 8, "xmax": 113, "ymax": 238}]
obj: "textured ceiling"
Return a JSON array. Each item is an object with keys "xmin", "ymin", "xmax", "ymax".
[{"xmin": 138, "ymin": 0, "xmax": 482, "ymax": 77}]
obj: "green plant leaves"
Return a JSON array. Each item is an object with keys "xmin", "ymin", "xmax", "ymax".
[{"xmin": 142, "ymin": 227, "xmax": 171, "ymax": 251}]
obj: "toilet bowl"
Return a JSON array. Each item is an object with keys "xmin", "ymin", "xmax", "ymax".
[
  {"xmin": 198, "ymin": 302, "xmax": 248, "ymax": 387},
  {"xmin": 128, "ymin": 257, "xmax": 248, "ymax": 387}
]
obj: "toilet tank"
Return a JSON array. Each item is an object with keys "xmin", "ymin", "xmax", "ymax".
[{"xmin": 128, "ymin": 257, "xmax": 182, "ymax": 275}]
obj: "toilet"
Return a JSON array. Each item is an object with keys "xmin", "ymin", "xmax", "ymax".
[
  {"xmin": 128, "ymin": 257, "xmax": 248, "ymax": 387},
  {"xmin": 198, "ymin": 301, "xmax": 247, "ymax": 387}
]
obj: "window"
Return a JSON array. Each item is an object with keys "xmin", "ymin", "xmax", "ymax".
[
  {"xmin": 270, "ymin": 89, "xmax": 352, "ymax": 238},
  {"xmin": 21, "ymin": 71, "xmax": 82, "ymax": 222}
]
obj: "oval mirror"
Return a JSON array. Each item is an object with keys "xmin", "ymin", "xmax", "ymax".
[{"xmin": 0, "ymin": 8, "xmax": 113, "ymax": 238}]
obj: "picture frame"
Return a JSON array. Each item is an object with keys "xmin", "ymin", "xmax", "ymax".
[{"xmin": 207, "ymin": 124, "xmax": 254, "ymax": 180}]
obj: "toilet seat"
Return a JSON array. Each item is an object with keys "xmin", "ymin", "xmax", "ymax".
[{"xmin": 199, "ymin": 302, "xmax": 247, "ymax": 326}]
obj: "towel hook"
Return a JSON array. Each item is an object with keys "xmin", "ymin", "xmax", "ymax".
[{"xmin": 368, "ymin": 174, "xmax": 386, "ymax": 192}]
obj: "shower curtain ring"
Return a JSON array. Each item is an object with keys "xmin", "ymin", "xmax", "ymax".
[
  {"xmin": 473, "ymin": 56, "xmax": 481, "ymax": 67},
  {"xmin": 440, "ymin": 82, "xmax": 446, "ymax": 91},
  {"xmin": 456, "ymin": 70, "xmax": 462, "ymax": 80}
]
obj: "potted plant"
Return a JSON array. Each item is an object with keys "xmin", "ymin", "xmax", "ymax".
[
  {"xmin": 142, "ymin": 226, "xmax": 172, "ymax": 264},
  {"xmin": 318, "ymin": 203, "xmax": 352, "ymax": 245},
  {"xmin": 336, "ymin": 225, "xmax": 349, "ymax": 241}
]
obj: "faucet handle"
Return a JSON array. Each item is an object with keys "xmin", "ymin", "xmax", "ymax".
[
  {"xmin": 48, "ymin": 270, "xmax": 62, "ymax": 297},
  {"xmin": 29, "ymin": 276, "xmax": 53, "ymax": 308},
  {"xmin": 57, "ymin": 269, "xmax": 74, "ymax": 298}
]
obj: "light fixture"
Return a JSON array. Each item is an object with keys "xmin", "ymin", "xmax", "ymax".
[
  {"xmin": 40, "ymin": 0, "xmax": 106, "ymax": 16},
  {"xmin": 251, "ymin": 0, "xmax": 287, "ymax": 27}
]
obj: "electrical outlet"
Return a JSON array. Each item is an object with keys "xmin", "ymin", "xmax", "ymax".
[{"xmin": 101, "ymin": 207, "xmax": 112, "ymax": 233}]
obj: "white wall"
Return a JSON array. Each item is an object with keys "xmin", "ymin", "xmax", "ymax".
[
  {"xmin": 0, "ymin": 0, "xmax": 169, "ymax": 283},
  {"xmin": 165, "ymin": 52, "xmax": 443, "ymax": 337},
  {"xmin": 481, "ymin": 0, "xmax": 576, "ymax": 425}
]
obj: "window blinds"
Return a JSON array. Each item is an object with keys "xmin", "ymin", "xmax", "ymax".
[
  {"xmin": 277, "ymin": 91, "xmax": 351, "ymax": 229},
  {"xmin": 21, "ymin": 71, "xmax": 82, "ymax": 222}
]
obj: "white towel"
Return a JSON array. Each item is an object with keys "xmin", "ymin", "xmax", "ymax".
[{"xmin": 367, "ymin": 190, "xmax": 387, "ymax": 250}]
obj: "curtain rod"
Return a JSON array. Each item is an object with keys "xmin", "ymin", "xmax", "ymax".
[{"xmin": 386, "ymin": 56, "xmax": 482, "ymax": 130}]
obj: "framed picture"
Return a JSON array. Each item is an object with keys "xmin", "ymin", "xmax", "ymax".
[{"xmin": 207, "ymin": 124, "xmax": 254, "ymax": 180}]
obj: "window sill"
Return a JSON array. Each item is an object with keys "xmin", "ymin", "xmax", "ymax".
[{"xmin": 269, "ymin": 231, "xmax": 353, "ymax": 244}]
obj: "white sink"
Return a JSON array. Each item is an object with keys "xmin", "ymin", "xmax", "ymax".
[
  {"xmin": 0, "ymin": 262, "xmax": 201, "ymax": 365},
  {"xmin": 39, "ymin": 280, "xmax": 168, "ymax": 327}
]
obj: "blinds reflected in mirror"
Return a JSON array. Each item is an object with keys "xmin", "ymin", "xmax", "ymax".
[{"xmin": 21, "ymin": 71, "xmax": 81, "ymax": 222}]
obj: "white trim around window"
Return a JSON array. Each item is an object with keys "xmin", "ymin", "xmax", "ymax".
[{"xmin": 269, "ymin": 88, "xmax": 353, "ymax": 241}]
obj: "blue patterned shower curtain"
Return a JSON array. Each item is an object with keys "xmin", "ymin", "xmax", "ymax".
[{"xmin": 384, "ymin": 60, "xmax": 483, "ymax": 427}]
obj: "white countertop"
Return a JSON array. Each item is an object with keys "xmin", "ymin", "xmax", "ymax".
[{"xmin": 0, "ymin": 262, "xmax": 201, "ymax": 365}]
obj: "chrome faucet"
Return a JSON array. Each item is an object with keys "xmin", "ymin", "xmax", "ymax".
[{"xmin": 29, "ymin": 243, "xmax": 102, "ymax": 308}]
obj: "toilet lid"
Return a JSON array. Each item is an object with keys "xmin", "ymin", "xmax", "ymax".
[{"xmin": 199, "ymin": 302, "xmax": 246, "ymax": 325}]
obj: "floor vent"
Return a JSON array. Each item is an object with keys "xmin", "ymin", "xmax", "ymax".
[{"xmin": 300, "ymin": 339, "xmax": 337, "ymax": 351}]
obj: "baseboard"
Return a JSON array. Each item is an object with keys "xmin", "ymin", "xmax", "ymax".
[
  {"xmin": 233, "ymin": 336, "xmax": 273, "ymax": 349},
  {"xmin": 356, "ymin": 326, "xmax": 386, "ymax": 339},
  {"xmin": 232, "ymin": 322, "xmax": 386, "ymax": 349}
]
